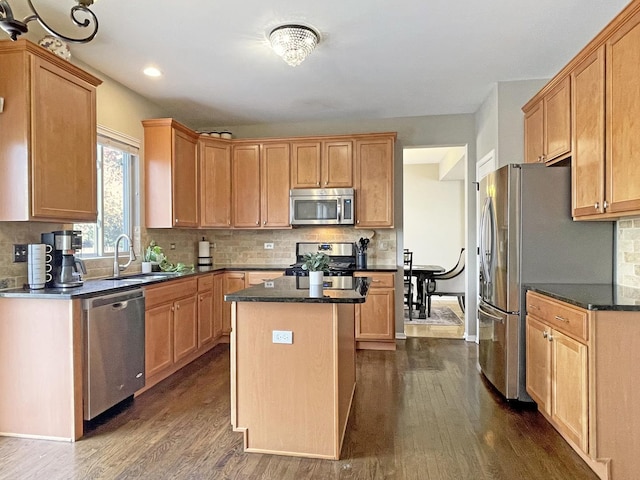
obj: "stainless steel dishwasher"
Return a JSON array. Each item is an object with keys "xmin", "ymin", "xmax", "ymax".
[{"xmin": 83, "ymin": 289, "xmax": 145, "ymax": 420}]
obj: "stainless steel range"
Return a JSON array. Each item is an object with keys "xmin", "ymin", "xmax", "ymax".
[{"xmin": 285, "ymin": 242, "xmax": 356, "ymax": 276}]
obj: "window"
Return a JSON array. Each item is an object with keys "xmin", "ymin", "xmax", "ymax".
[{"xmin": 75, "ymin": 127, "xmax": 140, "ymax": 257}]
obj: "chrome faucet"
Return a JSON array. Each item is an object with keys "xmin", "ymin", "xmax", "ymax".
[{"xmin": 113, "ymin": 233, "xmax": 136, "ymax": 277}]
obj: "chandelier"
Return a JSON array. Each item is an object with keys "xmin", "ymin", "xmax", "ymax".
[
  {"xmin": 0, "ymin": 0, "xmax": 98, "ymax": 43},
  {"xmin": 269, "ymin": 24, "xmax": 319, "ymax": 67}
]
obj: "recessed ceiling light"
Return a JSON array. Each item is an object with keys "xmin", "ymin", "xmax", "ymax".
[{"xmin": 143, "ymin": 66, "xmax": 162, "ymax": 77}]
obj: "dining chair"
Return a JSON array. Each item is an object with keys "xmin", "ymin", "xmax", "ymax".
[
  {"xmin": 425, "ymin": 248, "xmax": 465, "ymax": 317},
  {"xmin": 403, "ymin": 249, "xmax": 414, "ymax": 319}
]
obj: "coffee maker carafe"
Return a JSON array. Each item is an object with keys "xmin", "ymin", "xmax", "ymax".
[{"xmin": 41, "ymin": 230, "xmax": 87, "ymax": 288}]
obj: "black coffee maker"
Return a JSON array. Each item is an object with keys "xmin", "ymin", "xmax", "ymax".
[{"xmin": 41, "ymin": 230, "xmax": 87, "ymax": 288}]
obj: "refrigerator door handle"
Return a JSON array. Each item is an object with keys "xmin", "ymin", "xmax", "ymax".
[
  {"xmin": 479, "ymin": 197, "xmax": 494, "ymax": 284},
  {"xmin": 478, "ymin": 304, "xmax": 504, "ymax": 323}
]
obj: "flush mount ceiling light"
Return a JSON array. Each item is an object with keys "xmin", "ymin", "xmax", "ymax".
[
  {"xmin": 143, "ymin": 66, "xmax": 162, "ymax": 77},
  {"xmin": 269, "ymin": 24, "xmax": 319, "ymax": 67},
  {"xmin": 0, "ymin": 0, "xmax": 98, "ymax": 43}
]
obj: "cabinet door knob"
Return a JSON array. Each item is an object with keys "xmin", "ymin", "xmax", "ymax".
[
  {"xmin": 175, "ymin": 218, "xmax": 179, "ymax": 223},
  {"xmin": 594, "ymin": 202, "xmax": 599, "ymax": 210},
  {"xmin": 263, "ymin": 220, "xmax": 266, "ymax": 226},
  {"xmin": 176, "ymin": 304, "xmax": 180, "ymax": 310},
  {"xmin": 256, "ymin": 221, "xmax": 259, "ymax": 225},
  {"xmin": 317, "ymin": 182, "xmax": 320, "ymax": 186},
  {"xmin": 603, "ymin": 200, "xmax": 609, "ymax": 210},
  {"xmin": 548, "ymin": 334, "xmax": 553, "ymax": 342},
  {"xmin": 542, "ymin": 331, "xmax": 548, "ymax": 338}
]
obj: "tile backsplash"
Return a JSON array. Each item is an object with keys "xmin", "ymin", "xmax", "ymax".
[
  {"xmin": 0, "ymin": 223, "xmax": 396, "ymax": 290},
  {"xmin": 617, "ymin": 217, "xmax": 640, "ymax": 290}
]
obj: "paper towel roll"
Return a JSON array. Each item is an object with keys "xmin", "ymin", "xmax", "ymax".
[{"xmin": 198, "ymin": 241, "xmax": 210, "ymax": 257}]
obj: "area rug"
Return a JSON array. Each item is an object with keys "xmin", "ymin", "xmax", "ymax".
[{"xmin": 404, "ymin": 306, "xmax": 463, "ymax": 326}]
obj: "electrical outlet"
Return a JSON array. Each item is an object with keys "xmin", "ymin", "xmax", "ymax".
[
  {"xmin": 379, "ymin": 241, "xmax": 389, "ymax": 251},
  {"xmin": 272, "ymin": 330, "xmax": 293, "ymax": 344},
  {"xmin": 13, "ymin": 244, "xmax": 28, "ymax": 262},
  {"xmin": 264, "ymin": 281, "xmax": 275, "ymax": 288},
  {"xmin": 170, "ymin": 243, "xmax": 176, "ymax": 250},
  {"xmin": 264, "ymin": 242, "xmax": 274, "ymax": 250}
]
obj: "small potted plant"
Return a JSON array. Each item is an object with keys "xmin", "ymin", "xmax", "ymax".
[
  {"xmin": 301, "ymin": 252, "xmax": 330, "ymax": 286},
  {"xmin": 142, "ymin": 241, "xmax": 165, "ymax": 273}
]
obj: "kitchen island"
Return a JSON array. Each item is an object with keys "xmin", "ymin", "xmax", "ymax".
[{"xmin": 225, "ymin": 276, "xmax": 369, "ymax": 460}]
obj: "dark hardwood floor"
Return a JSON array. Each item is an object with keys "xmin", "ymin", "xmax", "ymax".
[{"xmin": 0, "ymin": 338, "xmax": 599, "ymax": 480}]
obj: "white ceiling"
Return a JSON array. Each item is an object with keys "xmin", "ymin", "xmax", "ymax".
[{"xmin": 11, "ymin": 0, "xmax": 629, "ymax": 128}]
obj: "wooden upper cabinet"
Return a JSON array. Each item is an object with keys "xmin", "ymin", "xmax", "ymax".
[
  {"xmin": 261, "ymin": 143, "xmax": 291, "ymax": 228},
  {"xmin": 544, "ymin": 77, "xmax": 572, "ymax": 161},
  {"xmin": 199, "ymin": 138, "xmax": 232, "ymax": 228},
  {"xmin": 291, "ymin": 142, "xmax": 321, "ymax": 188},
  {"xmin": 354, "ymin": 135, "xmax": 395, "ymax": 228},
  {"xmin": 291, "ymin": 139, "xmax": 353, "ymax": 188},
  {"xmin": 0, "ymin": 39, "xmax": 101, "ymax": 222},
  {"xmin": 233, "ymin": 142, "xmax": 291, "ymax": 229},
  {"xmin": 232, "ymin": 144, "xmax": 261, "ymax": 228},
  {"xmin": 606, "ymin": 9, "xmax": 640, "ymax": 216},
  {"xmin": 523, "ymin": 76, "xmax": 571, "ymax": 164},
  {"xmin": 572, "ymin": 47, "xmax": 606, "ymax": 219},
  {"xmin": 524, "ymin": 101, "xmax": 544, "ymax": 164},
  {"xmin": 144, "ymin": 118, "xmax": 199, "ymax": 228}
]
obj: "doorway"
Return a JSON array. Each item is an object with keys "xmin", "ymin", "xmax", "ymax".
[{"xmin": 402, "ymin": 146, "xmax": 467, "ymax": 339}]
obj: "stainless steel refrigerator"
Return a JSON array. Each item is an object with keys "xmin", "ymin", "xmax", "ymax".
[{"xmin": 477, "ymin": 164, "xmax": 613, "ymax": 401}]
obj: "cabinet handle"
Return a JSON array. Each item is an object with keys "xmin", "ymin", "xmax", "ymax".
[
  {"xmin": 548, "ymin": 334, "xmax": 553, "ymax": 342},
  {"xmin": 263, "ymin": 220, "xmax": 266, "ymax": 226},
  {"xmin": 317, "ymin": 182, "xmax": 320, "ymax": 186},
  {"xmin": 255, "ymin": 221, "xmax": 259, "ymax": 225},
  {"xmin": 542, "ymin": 331, "xmax": 548, "ymax": 338},
  {"xmin": 171, "ymin": 306, "xmax": 175, "ymax": 311},
  {"xmin": 176, "ymin": 304, "xmax": 180, "ymax": 310},
  {"xmin": 554, "ymin": 315, "xmax": 568, "ymax": 323},
  {"xmin": 529, "ymin": 304, "xmax": 539, "ymax": 310},
  {"xmin": 594, "ymin": 202, "xmax": 599, "ymax": 210},
  {"xmin": 603, "ymin": 200, "xmax": 609, "ymax": 210},
  {"xmin": 324, "ymin": 181, "xmax": 328, "ymax": 186}
]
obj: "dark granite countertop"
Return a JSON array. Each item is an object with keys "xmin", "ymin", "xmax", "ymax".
[
  {"xmin": 526, "ymin": 283, "xmax": 640, "ymax": 311},
  {"xmin": 0, "ymin": 263, "xmax": 389, "ymax": 300},
  {"xmin": 225, "ymin": 276, "xmax": 369, "ymax": 304}
]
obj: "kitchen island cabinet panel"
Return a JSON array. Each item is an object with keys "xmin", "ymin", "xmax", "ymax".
[{"xmin": 0, "ymin": 40, "xmax": 100, "ymax": 222}]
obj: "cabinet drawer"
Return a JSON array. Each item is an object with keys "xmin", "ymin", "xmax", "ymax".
[
  {"xmin": 526, "ymin": 291, "xmax": 588, "ymax": 342},
  {"xmin": 197, "ymin": 274, "xmax": 214, "ymax": 292},
  {"xmin": 145, "ymin": 278, "xmax": 198, "ymax": 309},
  {"xmin": 245, "ymin": 271, "xmax": 284, "ymax": 287},
  {"xmin": 354, "ymin": 272, "xmax": 394, "ymax": 288}
]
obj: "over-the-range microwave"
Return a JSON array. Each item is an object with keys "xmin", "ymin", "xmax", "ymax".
[{"xmin": 289, "ymin": 188, "xmax": 355, "ymax": 226}]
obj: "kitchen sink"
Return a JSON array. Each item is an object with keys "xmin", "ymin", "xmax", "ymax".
[{"xmin": 103, "ymin": 272, "xmax": 181, "ymax": 282}]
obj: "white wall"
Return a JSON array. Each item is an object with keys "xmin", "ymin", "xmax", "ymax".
[
  {"xmin": 475, "ymin": 79, "xmax": 548, "ymax": 168},
  {"xmin": 403, "ymin": 163, "xmax": 464, "ymax": 267}
]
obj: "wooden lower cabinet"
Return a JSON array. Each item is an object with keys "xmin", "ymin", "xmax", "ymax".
[
  {"xmin": 525, "ymin": 291, "xmax": 640, "ymax": 480},
  {"xmin": 223, "ymin": 272, "xmax": 246, "ymax": 335},
  {"xmin": 213, "ymin": 273, "xmax": 224, "ymax": 339},
  {"xmin": 173, "ymin": 295, "xmax": 198, "ymax": 362},
  {"xmin": 142, "ymin": 275, "xmax": 221, "ymax": 392},
  {"xmin": 198, "ymin": 274, "xmax": 215, "ymax": 348},
  {"xmin": 244, "ymin": 270, "xmax": 284, "ymax": 287},
  {"xmin": 353, "ymin": 272, "xmax": 395, "ymax": 350}
]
